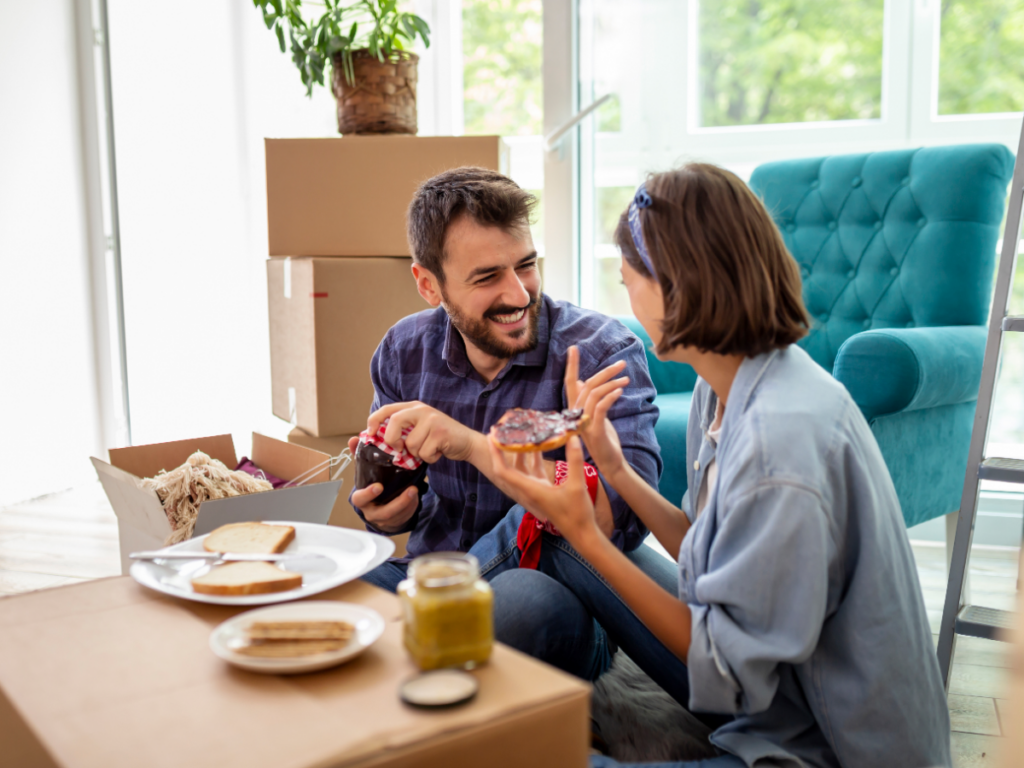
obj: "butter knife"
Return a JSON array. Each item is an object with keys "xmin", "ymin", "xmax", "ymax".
[{"xmin": 129, "ymin": 551, "xmax": 325, "ymax": 563}]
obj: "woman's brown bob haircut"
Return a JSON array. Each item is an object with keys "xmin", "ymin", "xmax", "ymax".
[
  {"xmin": 615, "ymin": 163, "xmax": 810, "ymax": 357},
  {"xmin": 407, "ymin": 166, "xmax": 537, "ymax": 284}
]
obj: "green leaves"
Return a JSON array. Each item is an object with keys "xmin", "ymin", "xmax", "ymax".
[
  {"xmin": 252, "ymin": 0, "xmax": 431, "ymax": 96},
  {"xmin": 697, "ymin": 0, "xmax": 885, "ymax": 127},
  {"xmin": 408, "ymin": 13, "xmax": 430, "ymax": 48},
  {"xmin": 938, "ymin": 0, "xmax": 1024, "ymax": 115}
]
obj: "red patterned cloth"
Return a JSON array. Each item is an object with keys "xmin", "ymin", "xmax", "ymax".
[
  {"xmin": 358, "ymin": 418, "xmax": 423, "ymax": 470},
  {"xmin": 517, "ymin": 461, "xmax": 600, "ymax": 569}
]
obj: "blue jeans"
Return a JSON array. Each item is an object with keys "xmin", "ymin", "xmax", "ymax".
[
  {"xmin": 495, "ymin": 524, "xmax": 732, "ymax": 731},
  {"xmin": 364, "ymin": 505, "xmax": 631, "ymax": 679},
  {"xmin": 362, "ymin": 506, "xmax": 693, "ymax": 693}
]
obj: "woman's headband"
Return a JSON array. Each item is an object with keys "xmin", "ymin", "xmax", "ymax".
[{"xmin": 626, "ymin": 183, "xmax": 656, "ymax": 275}]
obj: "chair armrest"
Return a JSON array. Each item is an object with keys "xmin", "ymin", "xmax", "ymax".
[{"xmin": 832, "ymin": 326, "xmax": 986, "ymax": 420}]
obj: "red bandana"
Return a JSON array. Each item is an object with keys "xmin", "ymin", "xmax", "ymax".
[
  {"xmin": 516, "ymin": 461, "xmax": 600, "ymax": 569},
  {"xmin": 357, "ymin": 418, "xmax": 423, "ymax": 470}
]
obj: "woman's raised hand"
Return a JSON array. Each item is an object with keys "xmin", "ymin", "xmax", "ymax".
[{"xmin": 564, "ymin": 346, "xmax": 629, "ymax": 481}]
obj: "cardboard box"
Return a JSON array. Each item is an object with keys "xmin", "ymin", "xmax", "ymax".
[
  {"xmin": 266, "ymin": 135, "xmax": 509, "ymax": 257},
  {"xmin": 287, "ymin": 427, "xmax": 409, "ymax": 558},
  {"xmin": 91, "ymin": 433, "xmax": 342, "ymax": 574},
  {"xmin": 1000, "ymin": 549, "xmax": 1024, "ymax": 767},
  {"xmin": 268, "ymin": 257, "xmax": 427, "ymax": 437},
  {"xmin": 0, "ymin": 579, "xmax": 590, "ymax": 768}
]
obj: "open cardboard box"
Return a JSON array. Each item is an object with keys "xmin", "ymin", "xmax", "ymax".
[{"xmin": 91, "ymin": 433, "xmax": 342, "ymax": 574}]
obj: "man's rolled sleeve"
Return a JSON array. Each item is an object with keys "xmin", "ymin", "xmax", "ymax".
[{"xmin": 683, "ymin": 482, "xmax": 831, "ymax": 715}]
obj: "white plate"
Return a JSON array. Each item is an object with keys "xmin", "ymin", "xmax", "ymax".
[
  {"xmin": 210, "ymin": 601, "xmax": 386, "ymax": 674},
  {"xmin": 129, "ymin": 521, "xmax": 394, "ymax": 606}
]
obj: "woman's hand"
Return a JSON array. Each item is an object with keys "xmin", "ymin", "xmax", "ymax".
[
  {"xmin": 565, "ymin": 346, "xmax": 629, "ymax": 481},
  {"xmin": 488, "ymin": 436, "xmax": 601, "ymax": 552}
]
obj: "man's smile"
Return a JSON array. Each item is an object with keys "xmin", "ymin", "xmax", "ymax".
[{"xmin": 489, "ymin": 307, "xmax": 528, "ymax": 328}]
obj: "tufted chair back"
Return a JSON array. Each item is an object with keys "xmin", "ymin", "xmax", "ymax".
[{"xmin": 749, "ymin": 144, "xmax": 1013, "ymax": 372}]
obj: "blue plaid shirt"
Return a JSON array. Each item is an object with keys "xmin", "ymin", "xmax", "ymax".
[{"xmin": 355, "ymin": 294, "xmax": 662, "ymax": 560}]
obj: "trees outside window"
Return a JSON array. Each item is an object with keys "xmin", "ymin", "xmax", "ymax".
[
  {"xmin": 699, "ymin": 1, "xmax": 885, "ymax": 127},
  {"xmin": 939, "ymin": 0, "xmax": 1024, "ymax": 115}
]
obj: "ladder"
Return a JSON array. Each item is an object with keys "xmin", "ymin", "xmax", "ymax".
[{"xmin": 937, "ymin": 113, "xmax": 1024, "ymax": 689}]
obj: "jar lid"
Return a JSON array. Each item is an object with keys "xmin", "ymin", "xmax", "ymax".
[
  {"xmin": 409, "ymin": 552, "xmax": 480, "ymax": 587},
  {"xmin": 399, "ymin": 670, "xmax": 479, "ymax": 708}
]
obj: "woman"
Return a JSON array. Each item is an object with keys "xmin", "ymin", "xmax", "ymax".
[{"xmin": 488, "ymin": 164, "xmax": 951, "ymax": 768}]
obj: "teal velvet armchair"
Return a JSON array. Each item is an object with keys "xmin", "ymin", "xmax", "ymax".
[{"xmin": 621, "ymin": 144, "xmax": 1014, "ymax": 528}]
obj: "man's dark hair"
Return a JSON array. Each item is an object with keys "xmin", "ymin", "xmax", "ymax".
[{"xmin": 407, "ymin": 167, "xmax": 537, "ymax": 283}]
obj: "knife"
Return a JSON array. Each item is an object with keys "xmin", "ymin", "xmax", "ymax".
[{"xmin": 129, "ymin": 551, "xmax": 325, "ymax": 563}]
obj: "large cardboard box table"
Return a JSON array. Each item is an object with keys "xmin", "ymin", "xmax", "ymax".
[{"xmin": 0, "ymin": 578, "xmax": 589, "ymax": 768}]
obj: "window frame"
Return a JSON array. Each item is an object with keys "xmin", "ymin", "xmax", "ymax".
[{"xmin": 560, "ymin": 0, "xmax": 1023, "ymax": 309}]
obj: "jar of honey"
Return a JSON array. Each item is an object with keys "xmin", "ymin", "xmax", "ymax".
[{"xmin": 397, "ymin": 553, "xmax": 493, "ymax": 671}]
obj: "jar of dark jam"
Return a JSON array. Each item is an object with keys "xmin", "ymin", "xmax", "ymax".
[{"xmin": 354, "ymin": 441, "xmax": 428, "ymax": 505}]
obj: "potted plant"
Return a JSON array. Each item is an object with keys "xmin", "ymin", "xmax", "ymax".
[{"xmin": 254, "ymin": 0, "xmax": 431, "ymax": 135}]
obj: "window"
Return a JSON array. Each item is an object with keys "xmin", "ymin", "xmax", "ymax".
[
  {"xmin": 938, "ymin": 0, "xmax": 1024, "ymax": 116},
  {"xmin": 458, "ymin": 0, "xmax": 546, "ymax": 256},
  {"xmin": 575, "ymin": 0, "xmax": 1022, "ymax": 316},
  {"xmin": 699, "ymin": 1, "xmax": 884, "ymax": 127},
  {"xmin": 463, "ymin": 0, "xmax": 543, "ymax": 136}
]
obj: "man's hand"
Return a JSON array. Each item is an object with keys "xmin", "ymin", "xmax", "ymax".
[
  {"xmin": 350, "ymin": 481, "xmax": 420, "ymax": 534},
  {"xmin": 368, "ymin": 401, "xmax": 479, "ymax": 464},
  {"xmin": 346, "ymin": 436, "xmax": 420, "ymax": 533}
]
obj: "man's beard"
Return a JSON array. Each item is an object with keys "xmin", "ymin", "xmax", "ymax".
[{"xmin": 441, "ymin": 289, "xmax": 542, "ymax": 360}]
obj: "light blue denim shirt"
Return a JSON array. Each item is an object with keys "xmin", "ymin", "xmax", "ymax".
[{"xmin": 678, "ymin": 346, "xmax": 951, "ymax": 768}]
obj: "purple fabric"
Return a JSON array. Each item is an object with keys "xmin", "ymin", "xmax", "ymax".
[{"xmin": 234, "ymin": 457, "xmax": 288, "ymax": 489}]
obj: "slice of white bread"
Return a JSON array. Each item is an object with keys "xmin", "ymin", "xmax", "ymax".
[
  {"xmin": 202, "ymin": 522, "xmax": 296, "ymax": 554},
  {"xmin": 191, "ymin": 561, "xmax": 302, "ymax": 595}
]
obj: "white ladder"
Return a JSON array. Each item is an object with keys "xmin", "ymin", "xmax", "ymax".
[{"xmin": 936, "ymin": 114, "xmax": 1024, "ymax": 688}]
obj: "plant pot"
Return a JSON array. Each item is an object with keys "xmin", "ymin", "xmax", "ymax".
[{"xmin": 331, "ymin": 49, "xmax": 418, "ymax": 135}]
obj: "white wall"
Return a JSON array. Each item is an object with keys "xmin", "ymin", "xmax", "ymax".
[
  {"xmin": 0, "ymin": 0, "xmax": 449, "ymax": 506},
  {"xmin": 106, "ymin": 1, "xmax": 342, "ymax": 452},
  {"xmin": 0, "ymin": 0, "xmax": 104, "ymax": 505}
]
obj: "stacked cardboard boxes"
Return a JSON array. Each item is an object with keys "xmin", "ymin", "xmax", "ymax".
[{"xmin": 265, "ymin": 135, "xmax": 509, "ymax": 555}]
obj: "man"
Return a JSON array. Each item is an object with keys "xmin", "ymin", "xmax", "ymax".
[{"xmin": 349, "ymin": 167, "xmax": 673, "ymax": 679}]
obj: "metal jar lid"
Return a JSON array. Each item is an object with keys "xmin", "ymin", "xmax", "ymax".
[{"xmin": 399, "ymin": 669, "xmax": 479, "ymax": 708}]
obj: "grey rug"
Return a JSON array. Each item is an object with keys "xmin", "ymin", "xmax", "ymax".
[{"xmin": 591, "ymin": 653, "xmax": 719, "ymax": 763}]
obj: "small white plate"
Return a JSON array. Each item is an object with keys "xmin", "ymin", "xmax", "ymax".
[
  {"xmin": 210, "ymin": 601, "xmax": 386, "ymax": 674},
  {"xmin": 130, "ymin": 522, "xmax": 394, "ymax": 606}
]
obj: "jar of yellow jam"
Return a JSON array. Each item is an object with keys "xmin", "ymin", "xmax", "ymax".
[{"xmin": 397, "ymin": 553, "xmax": 493, "ymax": 671}]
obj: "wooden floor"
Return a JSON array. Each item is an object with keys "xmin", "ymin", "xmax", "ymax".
[{"xmin": 0, "ymin": 485, "xmax": 1019, "ymax": 766}]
